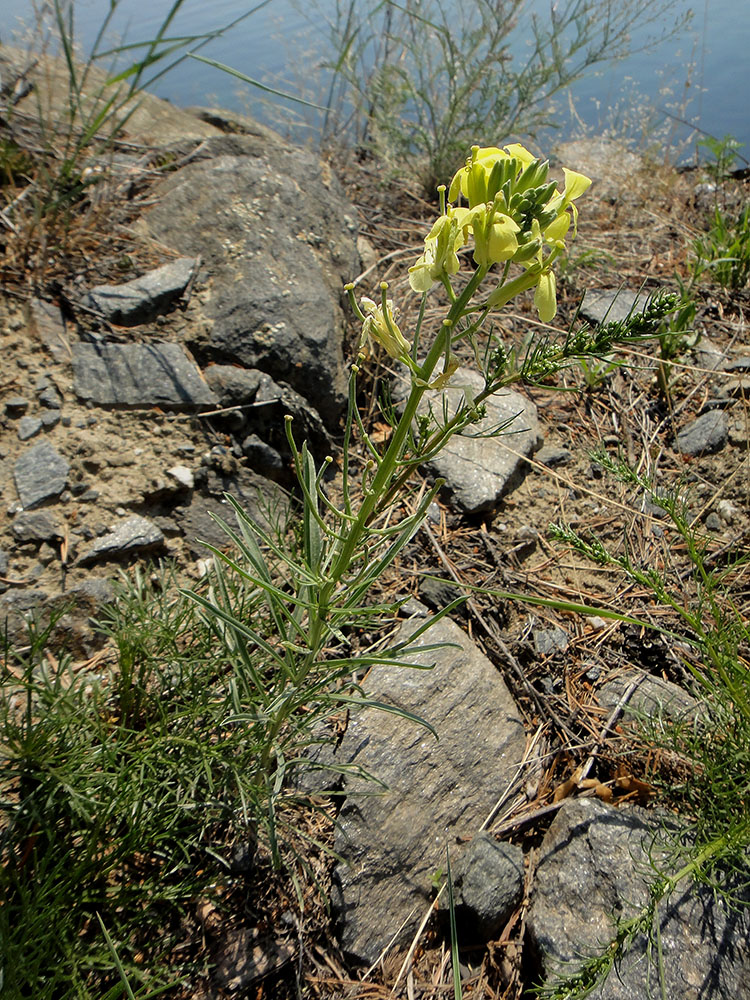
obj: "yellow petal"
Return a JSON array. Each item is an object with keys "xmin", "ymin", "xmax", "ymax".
[
  {"xmin": 408, "ymin": 258, "xmax": 435, "ymax": 292},
  {"xmin": 534, "ymin": 272, "xmax": 557, "ymax": 323},
  {"xmin": 544, "ymin": 213, "xmax": 570, "ymax": 245},
  {"xmin": 562, "ymin": 168, "xmax": 592, "ymax": 202},
  {"xmin": 475, "ymin": 146, "xmax": 507, "ymax": 164},
  {"xmin": 504, "ymin": 143, "xmax": 536, "ymax": 166},
  {"xmin": 488, "ymin": 214, "xmax": 520, "ymax": 263}
]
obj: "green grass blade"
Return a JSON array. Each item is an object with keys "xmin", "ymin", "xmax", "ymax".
[{"xmin": 188, "ymin": 53, "xmax": 330, "ymax": 110}]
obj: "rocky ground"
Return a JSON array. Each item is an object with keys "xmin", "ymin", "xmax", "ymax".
[{"xmin": 1, "ymin": 42, "xmax": 750, "ymax": 1000}]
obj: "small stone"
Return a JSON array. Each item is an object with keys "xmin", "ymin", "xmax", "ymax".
[
  {"xmin": 705, "ymin": 512, "xmax": 722, "ymax": 531},
  {"xmin": 717, "ymin": 499, "xmax": 740, "ymax": 524},
  {"xmin": 586, "ymin": 616, "xmax": 607, "ymax": 632},
  {"xmin": 76, "ymin": 515, "xmax": 165, "ymax": 566},
  {"xmin": 5, "ymin": 396, "xmax": 29, "ymax": 416},
  {"xmin": 528, "ymin": 798, "xmax": 750, "ymax": 997},
  {"xmin": 597, "ymin": 670, "xmax": 700, "ymax": 723},
  {"xmin": 18, "ymin": 416, "xmax": 43, "ymax": 441},
  {"xmin": 728, "ymin": 415, "xmax": 750, "ymax": 450},
  {"xmin": 11, "ymin": 511, "xmax": 62, "ymax": 543},
  {"xmin": 241, "ymin": 434, "xmax": 284, "ymax": 473},
  {"xmin": 394, "ymin": 367, "xmax": 539, "ymax": 514},
  {"xmin": 72, "ymin": 341, "xmax": 217, "ymax": 410},
  {"xmin": 40, "ymin": 411, "xmax": 61, "ymax": 430},
  {"xmin": 195, "ymin": 557, "xmax": 214, "ymax": 578},
  {"xmin": 37, "ymin": 542, "xmax": 57, "ymax": 565},
  {"xmin": 720, "ymin": 376, "xmax": 750, "ymax": 400},
  {"xmin": 534, "ymin": 445, "xmax": 572, "ymax": 467},
  {"xmin": 419, "ymin": 576, "xmax": 465, "ymax": 612},
  {"xmin": 204, "ymin": 365, "xmax": 264, "ymax": 406},
  {"xmin": 86, "ymin": 257, "xmax": 197, "ymax": 325},
  {"xmin": 534, "ymin": 626, "xmax": 569, "ymax": 657},
  {"xmin": 723, "ymin": 355, "xmax": 750, "ymax": 373},
  {"xmin": 694, "ymin": 338, "xmax": 725, "ymax": 371},
  {"xmin": 14, "ymin": 441, "xmax": 70, "ymax": 509},
  {"xmin": 38, "ymin": 386, "xmax": 62, "ymax": 409},
  {"xmin": 676, "ymin": 410, "xmax": 728, "ymax": 456},
  {"xmin": 167, "ymin": 464, "xmax": 195, "ymax": 490},
  {"xmin": 579, "ymin": 288, "xmax": 653, "ymax": 326},
  {"xmin": 442, "ymin": 834, "xmax": 524, "ymax": 940}
]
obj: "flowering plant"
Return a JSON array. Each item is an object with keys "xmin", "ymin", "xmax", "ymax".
[{"xmin": 190, "ymin": 142, "xmax": 678, "ymax": 870}]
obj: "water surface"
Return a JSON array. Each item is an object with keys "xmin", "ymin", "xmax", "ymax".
[{"xmin": 8, "ymin": 1, "xmax": 750, "ymax": 164}]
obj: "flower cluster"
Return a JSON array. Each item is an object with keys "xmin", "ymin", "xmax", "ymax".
[{"xmin": 408, "ymin": 143, "xmax": 591, "ymax": 322}]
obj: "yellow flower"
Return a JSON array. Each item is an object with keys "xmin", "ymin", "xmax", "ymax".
[
  {"xmin": 359, "ymin": 297, "xmax": 411, "ymax": 361},
  {"xmin": 487, "ymin": 212, "xmax": 521, "ymax": 263},
  {"xmin": 534, "ymin": 271, "xmax": 557, "ymax": 324},
  {"xmin": 408, "ymin": 212, "xmax": 463, "ymax": 292},
  {"xmin": 448, "ymin": 143, "xmax": 538, "ymax": 204},
  {"xmin": 546, "ymin": 168, "xmax": 592, "ymax": 234}
]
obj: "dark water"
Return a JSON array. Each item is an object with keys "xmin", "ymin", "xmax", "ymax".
[{"xmin": 8, "ymin": 0, "xmax": 750, "ymax": 166}]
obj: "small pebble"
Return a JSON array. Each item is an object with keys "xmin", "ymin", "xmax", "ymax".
[
  {"xmin": 18, "ymin": 417, "xmax": 43, "ymax": 441},
  {"xmin": 167, "ymin": 465, "xmax": 195, "ymax": 490},
  {"xmin": 717, "ymin": 499, "xmax": 740, "ymax": 525},
  {"xmin": 5, "ymin": 396, "xmax": 29, "ymax": 417}
]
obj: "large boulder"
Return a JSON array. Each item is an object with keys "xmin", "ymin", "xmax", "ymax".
[
  {"xmin": 331, "ymin": 613, "xmax": 526, "ymax": 963},
  {"xmin": 527, "ymin": 797, "xmax": 750, "ymax": 999},
  {"xmin": 142, "ymin": 134, "xmax": 360, "ymax": 423}
]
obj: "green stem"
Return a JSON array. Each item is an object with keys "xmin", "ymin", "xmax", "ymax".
[{"xmin": 294, "ymin": 265, "xmax": 489, "ymax": 685}]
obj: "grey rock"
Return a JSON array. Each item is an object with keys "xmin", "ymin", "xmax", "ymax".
[
  {"xmin": 77, "ymin": 515, "xmax": 165, "ymax": 565},
  {"xmin": 38, "ymin": 385, "xmax": 62, "ymax": 409},
  {"xmin": 167, "ymin": 465, "xmax": 195, "ymax": 490},
  {"xmin": 11, "ymin": 510, "xmax": 62, "ymax": 543},
  {"xmin": 441, "ymin": 834, "xmax": 524, "ymax": 940},
  {"xmin": 528, "ymin": 798, "xmax": 750, "ymax": 999},
  {"xmin": 579, "ymin": 288, "xmax": 653, "ymax": 327},
  {"xmin": 395, "ymin": 367, "xmax": 539, "ymax": 514},
  {"xmin": 203, "ymin": 365, "xmax": 264, "ymax": 407},
  {"xmin": 27, "ymin": 297, "xmax": 70, "ymax": 364},
  {"xmin": 241, "ymin": 433, "xmax": 284, "ymax": 474},
  {"xmin": 728, "ymin": 414, "xmax": 750, "ymax": 450},
  {"xmin": 331, "ymin": 615, "xmax": 526, "ymax": 962},
  {"xmin": 0, "ymin": 579, "xmax": 115, "ymax": 657},
  {"xmin": 18, "ymin": 416, "xmax": 43, "ymax": 441},
  {"xmin": 535, "ymin": 445, "xmax": 572, "ymax": 467},
  {"xmin": 40, "ymin": 411, "xmax": 61, "ymax": 430},
  {"xmin": 722, "ymin": 355, "xmax": 750, "ymax": 373},
  {"xmin": 597, "ymin": 670, "xmax": 701, "ymax": 724},
  {"xmin": 43, "ymin": 578, "xmax": 116, "ymax": 656},
  {"xmin": 72, "ymin": 341, "xmax": 217, "ymax": 410},
  {"xmin": 717, "ymin": 499, "xmax": 740, "ymax": 524},
  {"xmin": 86, "ymin": 257, "xmax": 197, "ymax": 325},
  {"xmin": 0, "ymin": 588, "xmax": 48, "ymax": 647},
  {"xmin": 419, "ymin": 576, "xmax": 465, "ymax": 613},
  {"xmin": 719, "ymin": 376, "xmax": 750, "ymax": 400},
  {"xmin": 534, "ymin": 626, "xmax": 569, "ymax": 657},
  {"xmin": 676, "ymin": 410, "xmax": 728, "ymax": 456},
  {"xmin": 143, "ymin": 135, "xmax": 359, "ymax": 423},
  {"xmin": 705, "ymin": 511, "xmax": 722, "ymax": 532},
  {"xmin": 14, "ymin": 441, "xmax": 70, "ymax": 509},
  {"xmin": 694, "ymin": 338, "xmax": 725, "ymax": 371},
  {"xmin": 177, "ymin": 474, "xmax": 289, "ymax": 557},
  {"xmin": 5, "ymin": 396, "xmax": 29, "ymax": 416}
]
